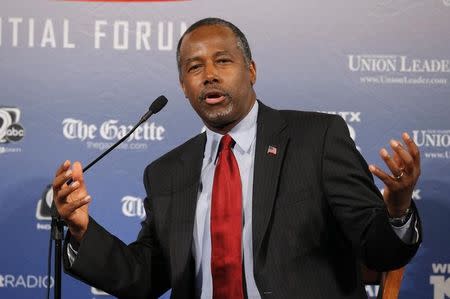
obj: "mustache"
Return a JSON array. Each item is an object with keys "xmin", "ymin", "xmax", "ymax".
[{"xmin": 198, "ymin": 86, "xmax": 231, "ymax": 102}]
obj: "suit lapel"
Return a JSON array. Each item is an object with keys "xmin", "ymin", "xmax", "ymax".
[
  {"xmin": 169, "ymin": 133, "xmax": 206, "ymax": 285},
  {"xmin": 252, "ymin": 102, "xmax": 289, "ymax": 258}
]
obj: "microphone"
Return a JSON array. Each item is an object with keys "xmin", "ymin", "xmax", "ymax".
[
  {"xmin": 140, "ymin": 95, "xmax": 168, "ymax": 123},
  {"xmin": 66, "ymin": 95, "xmax": 168, "ymax": 185}
]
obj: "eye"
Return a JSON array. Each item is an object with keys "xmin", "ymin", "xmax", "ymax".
[
  {"xmin": 217, "ymin": 58, "xmax": 231, "ymax": 64},
  {"xmin": 187, "ymin": 64, "xmax": 202, "ymax": 73}
]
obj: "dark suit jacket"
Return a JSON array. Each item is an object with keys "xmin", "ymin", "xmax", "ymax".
[{"xmin": 64, "ymin": 101, "xmax": 421, "ymax": 299}]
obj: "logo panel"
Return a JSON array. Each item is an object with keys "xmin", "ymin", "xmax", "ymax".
[
  {"xmin": 121, "ymin": 196, "xmax": 145, "ymax": 219},
  {"xmin": 347, "ymin": 55, "xmax": 449, "ymax": 86},
  {"xmin": 430, "ymin": 263, "xmax": 450, "ymax": 299},
  {"xmin": 34, "ymin": 185, "xmax": 53, "ymax": 231},
  {"xmin": 0, "ymin": 17, "xmax": 187, "ymax": 51},
  {"xmin": 0, "ymin": 274, "xmax": 53, "ymax": 289},
  {"xmin": 0, "ymin": 107, "xmax": 25, "ymax": 154},
  {"xmin": 61, "ymin": 118, "xmax": 165, "ymax": 151},
  {"xmin": 412, "ymin": 130, "xmax": 450, "ymax": 160}
]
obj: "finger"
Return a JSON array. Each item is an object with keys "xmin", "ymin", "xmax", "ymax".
[
  {"xmin": 402, "ymin": 132, "xmax": 421, "ymax": 166},
  {"xmin": 53, "ymin": 168, "xmax": 73, "ymax": 190},
  {"xmin": 369, "ymin": 164, "xmax": 395, "ymax": 187},
  {"xmin": 68, "ymin": 195, "xmax": 91, "ymax": 211},
  {"xmin": 390, "ymin": 139, "xmax": 414, "ymax": 174},
  {"xmin": 55, "ymin": 160, "xmax": 71, "ymax": 177},
  {"xmin": 60, "ymin": 195, "xmax": 92, "ymax": 218},
  {"xmin": 379, "ymin": 148, "xmax": 402, "ymax": 177},
  {"xmin": 55, "ymin": 181, "xmax": 82, "ymax": 202},
  {"xmin": 392, "ymin": 151, "xmax": 403, "ymax": 170}
]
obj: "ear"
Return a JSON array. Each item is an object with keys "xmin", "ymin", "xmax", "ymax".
[{"xmin": 249, "ymin": 60, "xmax": 257, "ymax": 85}]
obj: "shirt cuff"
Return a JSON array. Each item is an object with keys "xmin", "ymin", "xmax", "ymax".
[
  {"xmin": 390, "ymin": 212, "xmax": 420, "ymax": 244},
  {"xmin": 67, "ymin": 242, "xmax": 79, "ymax": 266}
]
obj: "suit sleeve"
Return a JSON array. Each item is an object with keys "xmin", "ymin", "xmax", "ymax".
[
  {"xmin": 321, "ymin": 115, "xmax": 421, "ymax": 272},
  {"xmin": 62, "ymin": 164, "xmax": 170, "ymax": 299}
]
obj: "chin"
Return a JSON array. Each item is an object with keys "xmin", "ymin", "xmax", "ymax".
[{"xmin": 204, "ymin": 108, "xmax": 234, "ymax": 126}]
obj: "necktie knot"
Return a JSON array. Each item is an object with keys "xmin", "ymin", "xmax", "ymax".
[{"xmin": 219, "ymin": 134, "xmax": 235, "ymax": 151}]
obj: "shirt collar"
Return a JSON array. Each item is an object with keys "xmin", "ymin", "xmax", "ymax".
[{"xmin": 204, "ymin": 101, "xmax": 258, "ymax": 163}]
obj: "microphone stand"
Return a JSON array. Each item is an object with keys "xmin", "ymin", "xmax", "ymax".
[
  {"xmin": 50, "ymin": 207, "xmax": 65, "ymax": 299},
  {"xmin": 48, "ymin": 96, "xmax": 168, "ymax": 299}
]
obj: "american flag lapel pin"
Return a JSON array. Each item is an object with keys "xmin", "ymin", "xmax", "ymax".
[{"xmin": 267, "ymin": 145, "xmax": 277, "ymax": 156}]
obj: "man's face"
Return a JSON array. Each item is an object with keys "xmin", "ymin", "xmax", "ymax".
[{"xmin": 179, "ymin": 25, "xmax": 256, "ymax": 133}]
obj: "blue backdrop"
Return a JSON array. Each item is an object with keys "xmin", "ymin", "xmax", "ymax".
[{"xmin": 1, "ymin": 0, "xmax": 449, "ymax": 298}]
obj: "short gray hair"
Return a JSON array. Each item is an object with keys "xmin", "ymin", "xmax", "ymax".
[{"xmin": 176, "ymin": 18, "xmax": 253, "ymax": 75}]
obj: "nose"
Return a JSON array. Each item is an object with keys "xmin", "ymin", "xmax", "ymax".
[{"xmin": 203, "ymin": 61, "xmax": 219, "ymax": 85}]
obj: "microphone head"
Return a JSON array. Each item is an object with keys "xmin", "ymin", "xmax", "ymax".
[{"xmin": 150, "ymin": 95, "xmax": 168, "ymax": 114}]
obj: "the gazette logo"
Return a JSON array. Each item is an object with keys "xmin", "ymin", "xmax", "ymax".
[
  {"xmin": 121, "ymin": 196, "xmax": 146, "ymax": 219},
  {"xmin": 0, "ymin": 107, "xmax": 24, "ymax": 154},
  {"xmin": 62, "ymin": 118, "xmax": 165, "ymax": 151},
  {"xmin": 0, "ymin": 274, "xmax": 54, "ymax": 289},
  {"xmin": 347, "ymin": 55, "xmax": 449, "ymax": 85},
  {"xmin": 412, "ymin": 130, "xmax": 450, "ymax": 159},
  {"xmin": 320, "ymin": 111, "xmax": 362, "ymax": 151},
  {"xmin": 430, "ymin": 263, "xmax": 450, "ymax": 299}
]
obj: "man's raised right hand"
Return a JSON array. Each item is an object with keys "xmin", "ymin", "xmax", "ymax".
[{"xmin": 52, "ymin": 160, "xmax": 91, "ymax": 242}]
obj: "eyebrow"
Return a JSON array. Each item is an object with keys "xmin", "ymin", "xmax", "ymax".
[
  {"xmin": 214, "ymin": 51, "xmax": 232, "ymax": 57},
  {"xmin": 183, "ymin": 51, "xmax": 233, "ymax": 66},
  {"xmin": 183, "ymin": 56, "xmax": 201, "ymax": 67}
]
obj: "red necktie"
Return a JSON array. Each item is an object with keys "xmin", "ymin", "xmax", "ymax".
[{"xmin": 211, "ymin": 134, "xmax": 244, "ymax": 299}]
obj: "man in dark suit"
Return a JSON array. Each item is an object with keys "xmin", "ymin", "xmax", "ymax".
[{"xmin": 53, "ymin": 18, "xmax": 421, "ymax": 298}]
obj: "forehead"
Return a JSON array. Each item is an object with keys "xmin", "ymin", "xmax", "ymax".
[{"xmin": 179, "ymin": 25, "xmax": 239, "ymax": 60}]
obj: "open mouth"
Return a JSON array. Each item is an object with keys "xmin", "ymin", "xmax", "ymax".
[{"xmin": 203, "ymin": 90, "xmax": 227, "ymax": 105}]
